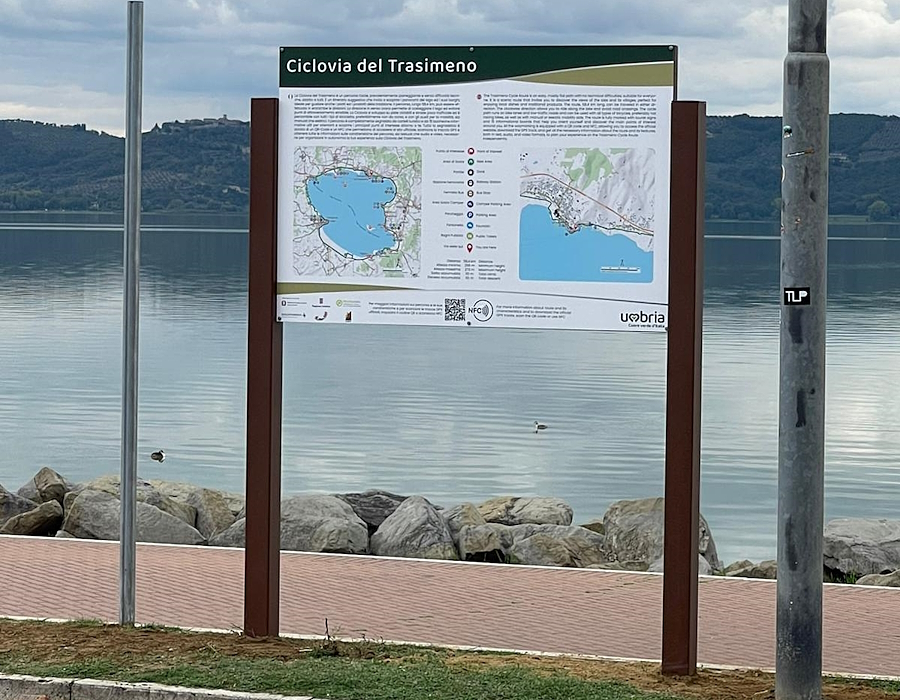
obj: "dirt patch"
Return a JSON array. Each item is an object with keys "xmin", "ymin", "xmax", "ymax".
[
  {"xmin": 0, "ymin": 620, "xmax": 423, "ymax": 664},
  {"xmin": 0, "ymin": 620, "xmax": 896, "ymax": 700},
  {"xmin": 443, "ymin": 653, "xmax": 897, "ymax": 700}
]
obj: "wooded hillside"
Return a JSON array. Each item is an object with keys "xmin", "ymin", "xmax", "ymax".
[{"xmin": 3, "ymin": 113, "xmax": 900, "ymax": 219}]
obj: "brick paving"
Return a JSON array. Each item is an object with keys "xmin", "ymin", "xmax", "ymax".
[{"xmin": 1, "ymin": 535, "xmax": 898, "ymax": 677}]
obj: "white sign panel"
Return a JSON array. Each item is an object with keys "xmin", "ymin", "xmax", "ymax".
[{"xmin": 277, "ymin": 46, "xmax": 676, "ymax": 331}]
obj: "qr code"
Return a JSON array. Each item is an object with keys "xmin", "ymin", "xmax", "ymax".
[{"xmin": 444, "ymin": 298, "xmax": 466, "ymax": 322}]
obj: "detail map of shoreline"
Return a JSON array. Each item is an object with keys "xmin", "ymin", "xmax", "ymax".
[
  {"xmin": 292, "ymin": 146, "xmax": 422, "ymax": 278},
  {"xmin": 519, "ymin": 147, "xmax": 655, "ymax": 283}
]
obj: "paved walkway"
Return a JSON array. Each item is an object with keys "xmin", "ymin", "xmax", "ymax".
[{"xmin": 1, "ymin": 535, "xmax": 898, "ymax": 677}]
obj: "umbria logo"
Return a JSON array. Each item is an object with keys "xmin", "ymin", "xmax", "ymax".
[{"xmin": 620, "ymin": 310, "xmax": 666, "ymax": 328}]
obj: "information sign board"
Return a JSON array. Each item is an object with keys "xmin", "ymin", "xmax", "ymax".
[{"xmin": 277, "ymin": 46, "xmax": 676, "ymax": 330}]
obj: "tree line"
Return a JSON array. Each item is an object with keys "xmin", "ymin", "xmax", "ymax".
[{"xmin": 3, "ymin": 113, "xmax": 900, "ymax": 220}]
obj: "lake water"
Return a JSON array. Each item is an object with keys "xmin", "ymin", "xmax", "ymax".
[
  {"xmin": 1, "ymin": 215, "xmax": 899, "ymax": 564},
  {"xmin": 519, "ymin": 204, "xmax": 653, "ymax": 282},
  {"xmin": 308, "ymin": 169, "xmax": 397, "ymax": 257}
]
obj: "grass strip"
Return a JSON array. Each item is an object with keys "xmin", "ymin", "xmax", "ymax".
[
  {"xmin": 0, "ymin": 655, "xmax": 683, "ymax": 700},
  {"xmin": 0, "ymin": 620, "xmax": 681, "ymax": 700},
  {"xmin": 2, "ymin": 619, "xmax": 898, "ymax": 700}
]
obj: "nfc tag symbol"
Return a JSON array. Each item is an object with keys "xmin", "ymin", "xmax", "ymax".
[
  {"xmin": 469, "ymin": 299, "xmax": 494, "ymax": 322},
  {"xmin": 783, "ymin": 287, "xmax": 811, "ymax": 305}
]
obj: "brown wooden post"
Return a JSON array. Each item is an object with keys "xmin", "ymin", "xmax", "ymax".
[
  {"xmin": 244, "ymin": 97, "xmax": 283, "ymax": 638},
  {"xmin": 661, "ymin": 100, "xmax": 706, "ymax": 675}
]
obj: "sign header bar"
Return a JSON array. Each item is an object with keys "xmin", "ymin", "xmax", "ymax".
[{"xmin": 280, "ymin": 45, "xmax": 677, "ymax": 88}]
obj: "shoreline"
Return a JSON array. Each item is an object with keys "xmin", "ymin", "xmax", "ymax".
[
  {"xmin": 3, "ymin": 468, "xmax": 900, "ymax": 587},
  {"xmin": 0, "ymin": 210, "xmax": 248, "ymax": 229},
  {"xmin": 2, "ymin": 212, "xmax": 900, "ymax": 239}
]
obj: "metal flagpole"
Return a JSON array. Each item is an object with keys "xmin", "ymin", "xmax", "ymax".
[
  {"xmin": 777, "ymin": 0, "xmax": 829, "ymax": 696},
  {"xmin": 120, "ymin": 0, "xmax": 143, "ymax": 626}
]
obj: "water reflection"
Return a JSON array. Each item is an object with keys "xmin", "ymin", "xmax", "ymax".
[{"xmin": 0, "ymin": 222, "xmax": 898, "ymax": 563}]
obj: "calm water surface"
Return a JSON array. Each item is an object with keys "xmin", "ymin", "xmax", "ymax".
[{"xmin": 1, "ymin": 217, "xmax": 899, "ymax": 563}]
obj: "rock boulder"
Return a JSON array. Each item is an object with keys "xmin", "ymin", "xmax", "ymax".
[
  {"xmin": 370, "ymin": 495, "xmax": 458, "ymax": 560},
  {"xmin": 457, "ymin": 522, "xmax": 608, "ymax": 567},
  {"xmin": 186, "ymin": 488, "xmax": 235, "ymax": 539},
  {"xmin": 477, "ymin": 496, "xmax": 573, "ymax": 526},
  {"xmin": 824, "ymin": 518, "xmax": 900, "ymax": 577},
  {"xmin": 1, "ymin": 484, "xmax": 37, "ymax": 529},
  {"xmin": 857, "ymin": 569, "xmax": 900, "ymax": 587},
  {"xmin": 442, "ymin": 503, "xmax": 487, "ymax": 546},
  {"xmin": 580, "ymin": 519, "xmax": 605, "ymax": 535},
  {"xmin": 457, "ymin": 523, "xmax": 505, "ymax": 562},
  {"xmin": 508, "ymin": 534, "xmax": 581, "ymax": 567},
  {"xmin": 222, "ymin": 492, "xmax": 245, "ymax": 518},
  {"xmin": 78, "ymin": 475, "xmax": 197, "ymax": 527},
  {"xmin": 0, "ymin": 500, "xmax": 63, "ymax": 536},
  {"xmin": 724, "ymin": 559, "xmax": 754, "ymax": 575},
  {"xmin": 17, "ymin": 467, "xmax": 76, "ymax": 506},
  {"xmin": 61, "ymin": 489, "xmax": 204, "ymax": 545},
  {"xmin": 508, "ymin": 524, "xmax": 609, "ymax": 567},
  {"xmin": 209, "ymin": 518, "xmax": 245, "ymax": 548},
  {"xmin": 147, "ymin": 479, "xmax": 198, "ymax": 503},
  {"xmin": 280, "ymin": 495, "xmax": 368, "ymax": 554},
  {"xmin": 725, "ymin": 560, "xmax": 777, "ymax": 579},
  {"xmin": 602, "ymin": 497, "xmax": 721, "ymax": 572},
  {"xmin": 150, "ymin": 479, "xmax": 244, "ymax": 520},
  {"xmin": 335, "ymin": 489, "xmax": 407, "ymax": 536}
]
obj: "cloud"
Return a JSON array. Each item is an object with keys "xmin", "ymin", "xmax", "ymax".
[
  {"xmin": 1, "ymin": 0, "xmax": 899, "ymax": 133},
  {"xmin": 0, "ymin": 83, "xmax": 121, "ymax": 135},
  {"xmin": 831, "ymin": 0, "xmax": 900, "ymax": 57},
  {"xmin": 458, "ymin": 0, "xmax": 777, "ymax": 38}
]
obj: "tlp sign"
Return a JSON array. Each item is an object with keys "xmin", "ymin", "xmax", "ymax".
[{"xmin": 783, "ymin": 287, "xmax": 811, "ymax": 305}]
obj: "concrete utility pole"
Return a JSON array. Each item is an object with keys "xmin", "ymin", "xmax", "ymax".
[
  {"xmin": 777, "ymin": 0, "xmax": 829, "ymax": 696},
  {"xmin": 120, "ymin": 0, "xmax": 143, "ymax": 626}
]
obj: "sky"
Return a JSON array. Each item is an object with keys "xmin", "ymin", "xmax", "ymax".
[{"xmin": 1, "ymin": 0, "xmax": 900, "ymax": 135}]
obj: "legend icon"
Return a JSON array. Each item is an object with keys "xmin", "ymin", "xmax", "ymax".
[{"xmin": 466, "ymin": 243, "xmax": 474, "ymax": 253}]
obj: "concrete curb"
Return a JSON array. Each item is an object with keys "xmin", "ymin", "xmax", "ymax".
[{"xmin": 0, "ymin": 674, "xmax": 321, "ymax": 700}]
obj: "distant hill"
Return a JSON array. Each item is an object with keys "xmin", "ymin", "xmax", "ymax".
[
  {"xmin": 3, "ymin": 113, "xmax": 900, "ymax": 220},
  {"xmin": 706, "ymin": 113, "xmax": 900, "ymax": 220},
  {"xmin": 0, "ymin": 117, "xmax": 249, "ymax": 212}
]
